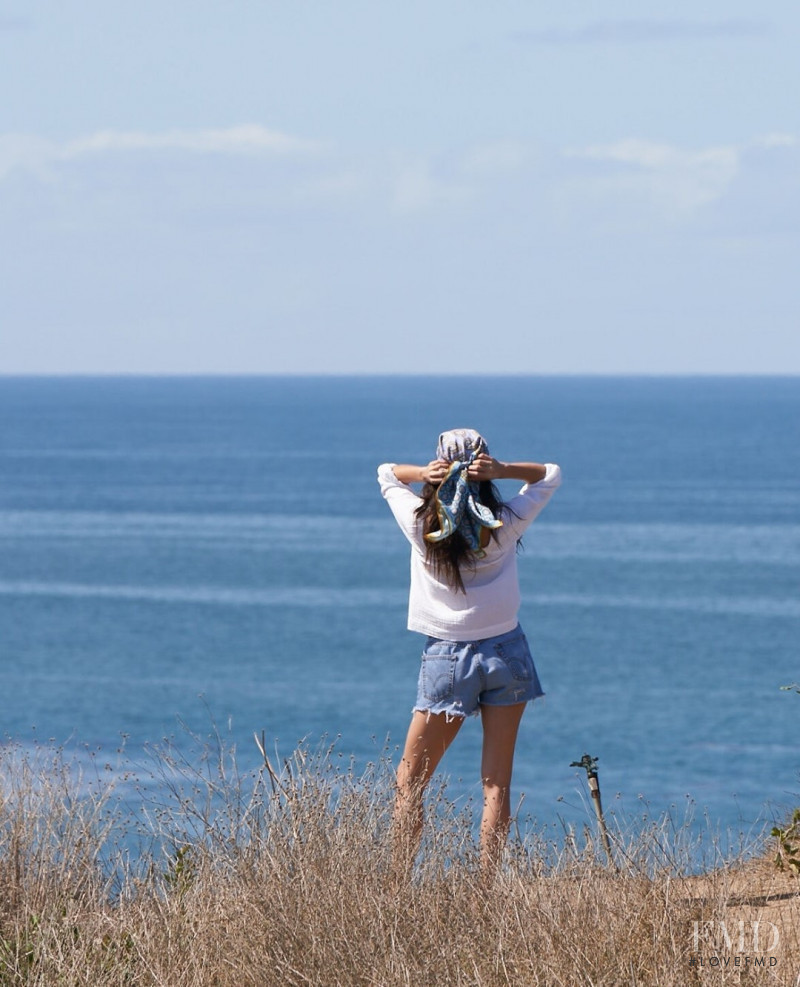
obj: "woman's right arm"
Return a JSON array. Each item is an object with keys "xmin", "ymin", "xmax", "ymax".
[{"xmin": 392, "ymin": 461, "xmax": 449, "ymax": 486}]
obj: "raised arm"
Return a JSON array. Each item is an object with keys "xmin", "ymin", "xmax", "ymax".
[
  {"xmin": 466, "ymin": 454, "xmax": 547, "ymax": 485},
  {"xmin": 392, "ymin": 461, "xmax": 450, "ymax": 486},
  {"xmin": 392, "ymin": 456, "xmax": 549, "ymax": 487}
]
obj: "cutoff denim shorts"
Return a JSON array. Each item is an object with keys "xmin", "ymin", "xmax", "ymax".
[{"xmin": 414, "ymin": 624, "xmax": 544, "ymax": 719}]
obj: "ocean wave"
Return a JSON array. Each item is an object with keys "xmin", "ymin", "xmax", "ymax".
[
  {"xmin": 528, "ymin": 591, "xmax": 800, "ymax": 618},
  {"xmin": 0, "ymin": 580, "xmax": 404, "ymax": 608},
  {"xmin": 0, "ymin": 579, "xmax": 796, "ymax": 618},
  {"xmin": 3, "ymin": 513, "xmax": 800, "ymax": 564}
]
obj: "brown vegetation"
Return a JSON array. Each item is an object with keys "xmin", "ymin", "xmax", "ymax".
[{"xmin": 1, "ymin": 738, "xmax": 798, "ymax": 986}]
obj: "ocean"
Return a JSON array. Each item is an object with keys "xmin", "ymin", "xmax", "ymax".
[{"xmin": 0, "ymin": 375, "xmax": 798, "ymax": 843}]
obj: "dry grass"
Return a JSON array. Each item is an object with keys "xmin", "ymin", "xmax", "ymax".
[{"xmin": 1, "ymin": 736, "xmax": 799, "ymax": 987}]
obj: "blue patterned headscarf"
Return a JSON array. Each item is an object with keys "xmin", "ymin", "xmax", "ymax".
[{"xmin": 425, "ymin": 429, "xmax": 503, "ymax": 557}]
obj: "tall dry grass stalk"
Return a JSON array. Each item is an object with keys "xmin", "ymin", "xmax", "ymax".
[{"xmin": 1, "ymin": 733, "xmax": 798, "ymax": 986}]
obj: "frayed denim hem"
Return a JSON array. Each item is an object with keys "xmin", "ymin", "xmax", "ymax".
[
  {"xmin": 412, "ymin": 692, "xmax": 544, "ymax": 722},
  {"xmin": 412, "ymin": 703, "xmax": 475, "ymax": 723}
]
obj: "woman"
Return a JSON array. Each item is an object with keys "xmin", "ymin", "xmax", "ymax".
[{"xmin": 377, "ymin": 428, "xmax": 561, "ymax": 877}]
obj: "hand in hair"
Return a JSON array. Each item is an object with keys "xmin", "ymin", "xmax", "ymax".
[
  {"xmin": 465, "ymin": 453, "xmax": 502, "ymax": 482},
  {"xmin": 422, "ymin": 460, "xmax": 450, "ymax": 484}
]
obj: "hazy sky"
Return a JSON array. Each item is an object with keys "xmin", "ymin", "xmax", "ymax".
[{"xmin": 2, "ymin": 1, "xmax": 798, "ymax": 374}]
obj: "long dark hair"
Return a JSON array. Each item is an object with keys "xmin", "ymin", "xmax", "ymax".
[{"xmin": 415, "ymin": 480, "xmax": 507, "ymax": 594}]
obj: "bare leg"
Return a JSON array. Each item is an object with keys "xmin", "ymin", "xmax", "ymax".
[
  {"xmin": 393, "ymin": 710, "xmax": 463, "ymax": 876},
  {"xmin": 479, "ymin": 702, "xmax": 527, "ymax": 881}
]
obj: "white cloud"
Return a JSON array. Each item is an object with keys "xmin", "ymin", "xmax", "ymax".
[
  {"xmin": 0, "ymin": 125, "xmax": 318, "ymax": 181},
  {"xmin": 0, "ymin": 126, "xmax": 475, "ymax": 219},
  {"xmin": 565, "ymin": 138, "xmax": 741, "ymax": 215},
  {"xmin": 755, "ymin": 133, "xmax": 799, "ymax": 149},
  {"xmin": 61, "ymin": 125, "xmax": 318, "ymax": 158}
]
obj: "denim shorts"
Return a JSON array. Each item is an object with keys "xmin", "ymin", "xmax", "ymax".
[{"xmin": 414, "ymin": 624, "xmax": 544, "ymax": 719}]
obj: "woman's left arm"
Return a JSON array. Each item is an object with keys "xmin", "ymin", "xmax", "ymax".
[{"xmin": 466, "ymin": 454, "xmax": 547, "ymax": 485}]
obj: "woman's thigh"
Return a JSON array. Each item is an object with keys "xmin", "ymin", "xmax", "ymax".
[
  {"xmin": 479, "ymin": 702, "xmax": 527, "ymax": 787},
  {"xmin": 397, "ymin": 710, "xmax": 463, "ymax": 788}
]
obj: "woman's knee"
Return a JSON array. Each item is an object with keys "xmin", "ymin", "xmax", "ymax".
[
  {"xmin": 480, "ymin": 745, "xmax": 517, "ymax": 789},
  {"xmin": 481, "ymin": 775, "xmax": 511, "ymax": 800}
]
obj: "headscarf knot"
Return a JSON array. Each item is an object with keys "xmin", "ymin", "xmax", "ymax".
[{"xmin": 424, "ymin": 440, "xmax": 503, "ymax": 558}]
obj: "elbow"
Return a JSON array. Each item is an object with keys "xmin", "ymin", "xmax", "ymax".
[{"xmin": 544, "ymin": 463, "xmax": 562, "ymax": 487}]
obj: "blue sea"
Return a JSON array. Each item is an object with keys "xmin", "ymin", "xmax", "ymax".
[{"xmin": 1, "ymin": 376, "xmax": 798, "ymax": 842}]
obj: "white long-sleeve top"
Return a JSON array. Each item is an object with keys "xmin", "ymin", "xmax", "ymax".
[{"xmin": 377, "ymin": 462, "xmax": 561, "ymax": 641}]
